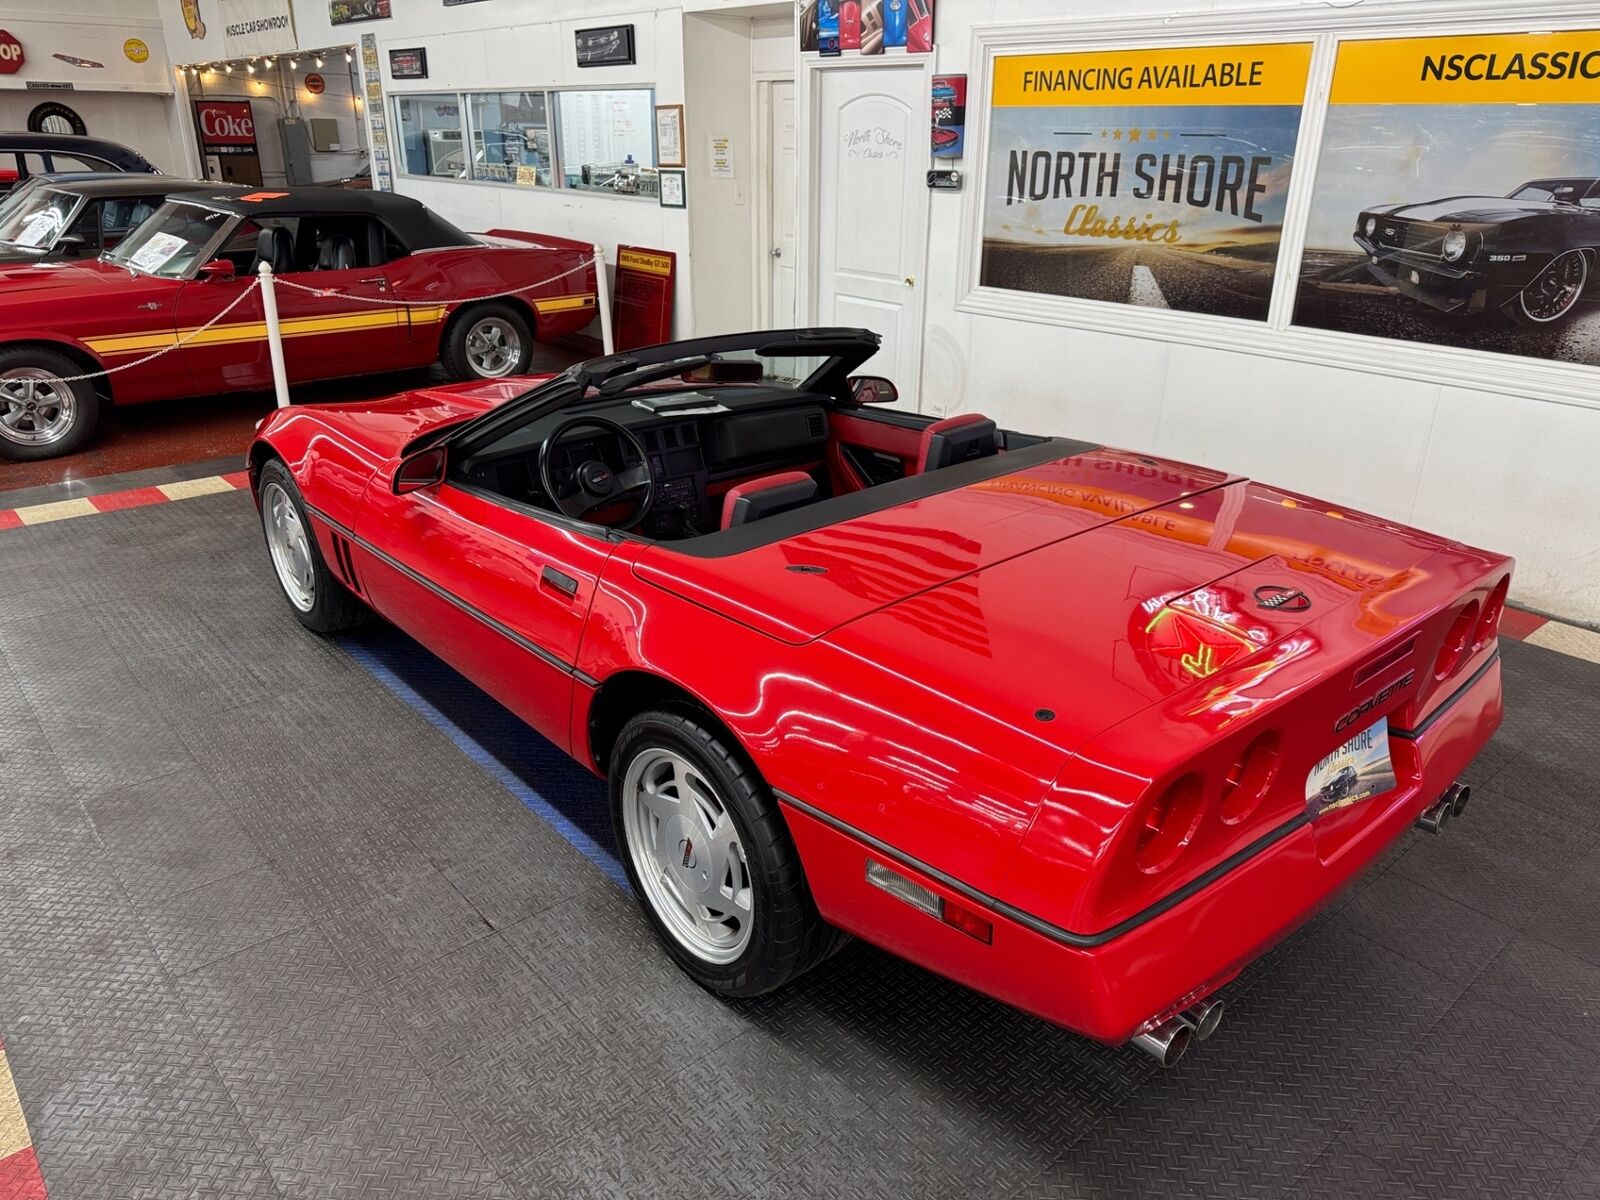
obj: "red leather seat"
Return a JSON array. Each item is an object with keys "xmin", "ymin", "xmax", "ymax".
[
  {"xmin": 916, "ymin": 413, "xmax": 999, "ymax": 474},
  {"xmin": 720, "ymin": 471, "xmax": 819, "ymax": 530}
]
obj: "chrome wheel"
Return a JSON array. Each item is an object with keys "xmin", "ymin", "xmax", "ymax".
[
  {"xmin": 0, "ymin": 369, "xmax": 76, "ymax": 447},
  {"xmin": 1518, "ymin": 250, "xmax": 1588, "ymax": 323},
  {"xmin": 463, "ymin": 315, "xmax": 522, "ymax": 377},
  {"xmin": 622, "ymin": 747, "xmax": 754, "ymax": 964},
  {"xmin": 261, "ymin": 481, "xmax": 316, "ymax": 613}
]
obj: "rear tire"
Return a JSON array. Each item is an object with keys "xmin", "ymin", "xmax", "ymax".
[
  {"xmin": 610, "ymin": 708, "xmax": 842, "ymax": 998},
  {"xmin": 441, "ymin": 303, "xmax": 533, "ymax": 380},
  {"xmin": 0, "ymin": 346, "xmax": 100, "ymax": 461},
  {"xmin": 257, "ymin": 459, "xmax": 369, "ymax": 633}
]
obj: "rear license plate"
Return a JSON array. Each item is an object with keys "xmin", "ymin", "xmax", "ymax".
[{"xmin": 1306, "ymin": 719, "xmax": 1396, "ymax": 818}]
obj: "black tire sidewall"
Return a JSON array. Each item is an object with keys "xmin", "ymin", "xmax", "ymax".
[
  {"xmin": 609, "ymin": 710, "xmax": 818, "ymax": 997},
  {"xmin": 0, "ymin": 346, "xmax": 99, "ymax": 462},
  {"xmin": 443, "ymin": 302, "xmax": 533, "ymax": 380},
  {"xmin": 256, "ymin": 459, "xmax": 366, "ymax": 633}
]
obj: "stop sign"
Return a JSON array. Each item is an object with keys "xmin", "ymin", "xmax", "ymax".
[{"xmin": 0, "ymin": 31, "xmax": 24, "ymax": 75}]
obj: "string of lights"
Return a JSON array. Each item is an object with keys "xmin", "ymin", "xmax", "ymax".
[{"xmin": 176, "ymin": 46, "xmax": 354, "ymax": 79}]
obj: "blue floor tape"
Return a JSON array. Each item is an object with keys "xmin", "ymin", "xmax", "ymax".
[{"xmin": 338, "ymin": 627, "xmax": 630, "ymax": 890}]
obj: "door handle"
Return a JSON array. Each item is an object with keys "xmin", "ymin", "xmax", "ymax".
[
  {"xmin": 770, "ymin": 247, "xmax": 783, "ymax": 258},
  {"xmin": 359, "ymin": 275, "xmax": 388, "ymax": 290},
  {"xmin": 904, "ymin": 275, "xmax": 916, "ymax": 287},
  {"xmin": 540, "ymin": 565, "xmax": 579, "ymax": 599}
]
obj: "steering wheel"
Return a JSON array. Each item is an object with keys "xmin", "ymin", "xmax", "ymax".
[{"xmin": 538, "ymin": 415, "xmax": 655, "ymax": 527}]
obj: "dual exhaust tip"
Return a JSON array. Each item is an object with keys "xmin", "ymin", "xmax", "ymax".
[
  {"xmin": 1130, "ymin": 998, "xmax": 1224, "ymax": 1068},
  {"xmin": 1416, "ymin": 782, "xmax": 1470, "ymax": 834}
]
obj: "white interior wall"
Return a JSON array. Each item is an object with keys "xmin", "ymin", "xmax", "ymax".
[
  {"xmin": 814, "ymin": 0, "xmax": 1600, "ymax": 625},
  {"xmin": 0, "ymin": 2, "xmax": 188, "ymax": 174}
]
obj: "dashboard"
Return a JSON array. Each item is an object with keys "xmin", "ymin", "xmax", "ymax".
[{"xmin": 453, "ymin": 388, "xmax": 831, "ymax": 538}]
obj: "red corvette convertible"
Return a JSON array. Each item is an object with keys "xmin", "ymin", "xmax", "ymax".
[
  {"xmin": 249, "ymin": 330, "xmax": 1509, "ymax": 1065},
  {"xmin": 0, "ymin": 188, "xmax": 596, "ymax": 460}
]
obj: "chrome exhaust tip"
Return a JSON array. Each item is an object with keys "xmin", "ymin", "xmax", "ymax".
[
  {"xmin": 1178, "ymin": 998, "xmax": 1225, "ymax": 1042},
  {"xmin": 1449, "ymin": 783, "xmax": 1471, "ymax": 818},
  {"xmin": 1131, "ymin": 1017, "xmax": 1193, "ymax": 1068},
  {"xmin": 1416, "ymin": 782, "xmax": 1469, "ymax": 834}
]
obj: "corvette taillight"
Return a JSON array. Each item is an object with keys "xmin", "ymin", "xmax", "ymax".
[
  {"xmin": 1135, "ymin": 774, "xmax": 1205, "ymax": 874},
  {"xmin": 1475, "ymin": 577, "xmax": 1509, "ymax": 648},
  {"xmin": 1434, "ymin": 601, "xmax": 1479, "ymax": 681},
  {"xmin": 1218, "ymin": 731, "xmax": 1281, "ymax": 826}
]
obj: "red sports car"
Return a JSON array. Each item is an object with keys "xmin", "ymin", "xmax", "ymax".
[
  {"xmin": 248, "ymin": 330, "xmax": 1509, "ymax": 1066},
  {"xmin": 0, "ymin": 188, "xmax": 597, "ymax": 460}
]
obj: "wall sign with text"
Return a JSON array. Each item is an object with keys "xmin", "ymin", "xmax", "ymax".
[
  {"xmin": 1294, "ymin": 30, "xmax": 1600, "ymax": 368},
  {"xmin": 195, "ymin": 99, "xmax": 258, "ymax": 154},
  {"xmin": 979, "ymin": 42, "xmax": 1311, "ymax": 321}
]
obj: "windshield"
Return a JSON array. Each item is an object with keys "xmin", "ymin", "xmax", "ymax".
[
  {"xmin": 711, "ymin": 348, "xmax": 832, "ymax": 387},
  {"xmin": 1509, "ymin": 181, "xmax": 1586, "ymax": 204},
  {"xmin": 103, "ymin": 201, "xmax": 232, "ymax": 277},
  {"xmin": 0, "ymin": 187, "xmax": 79, "ymax": 251}
]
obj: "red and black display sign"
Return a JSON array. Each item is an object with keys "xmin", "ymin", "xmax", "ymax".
[
  {"xmin": 195, "ymin": 100, "xmax": 258, "ymax": 155},
  {"xmin": 613, "ymin": 246, "xmax": 676, "ymax": 351},
  {"xmin": 932, "ymin": 73, "xmax": 965, "ymax": 158},
  {"xmin": 0, "ymin": 30, "xmax": 25, "ymax": 75},
  {"xmin": 388, "ymin": 47, "xmax": 428, "ymax": 79}
]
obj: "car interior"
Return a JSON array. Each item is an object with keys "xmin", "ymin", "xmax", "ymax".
[
  {"xmin": 446, "ymin": 356, "xmax": 1046, "ymax": 545},
  {"xmin": 214, "ymin": 215, "xmax": 409, "ymax": 276}
]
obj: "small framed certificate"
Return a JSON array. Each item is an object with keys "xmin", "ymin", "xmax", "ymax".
[
  {"xmin": 658, "ymin": 168, "xmax": 686, "ymax": 208},
  {"xmin": 654, "ymin": 104, "xmax": 685, "ymax": 168}
]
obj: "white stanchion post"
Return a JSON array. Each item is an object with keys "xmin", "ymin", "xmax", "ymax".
[
  {"xmin": 257, "ymin": 261, "xmax": 292, "ymax": 409},
  {"xmin": 592, "ymin": 244, "xmax": 615, "ymax": 356}
]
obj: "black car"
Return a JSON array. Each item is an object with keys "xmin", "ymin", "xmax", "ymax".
[
  {"xmin": 0, "ymin": 132, "xmax": 159, "ymax": 197},
  {"xmin": 1319, "ymin": 765, "xmax": 1362, "ymax": 806},
  {"xmin": 0, "ymin": 175, "xmax": 222, "ymax": 264},
  {"xmin": 1353, "ymin": 177, "xmax": 1599, "ymax": 325}
]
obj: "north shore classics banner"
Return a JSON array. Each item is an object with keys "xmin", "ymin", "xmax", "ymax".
[
  {"xmin": 1293, "ymin": 31, "xmax": 1600, "ymax": 366},
  {"xmin": 979, "ymin": 43, "xmax": 1312, "ymax": 321}
]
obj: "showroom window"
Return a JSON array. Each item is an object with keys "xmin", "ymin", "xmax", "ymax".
[{"xmin": 393, "ymin": 86, "xmax": 658, "ymax": 199}]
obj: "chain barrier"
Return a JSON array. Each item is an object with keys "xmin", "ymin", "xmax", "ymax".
[
  {"xmin": 44, "ymin": 278, "xmax": 265, "ymax": 384},
  {"xmin": 272, "ymin": 255, "xmax": 599, "ymax": 307}
]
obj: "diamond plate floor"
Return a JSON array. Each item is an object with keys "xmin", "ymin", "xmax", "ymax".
[{"xmin": 1, "ymin": 489, "xmax": 1598, "ymax": 1199}]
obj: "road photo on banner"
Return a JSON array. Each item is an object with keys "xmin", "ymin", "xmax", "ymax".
[
  {"xmin": 979, "ymin": 43, "xmax": 1311, "ymax": 320},
  {"xmin": 1293, "ymin": 31, "xmax": 1600, "ymax": 365}
]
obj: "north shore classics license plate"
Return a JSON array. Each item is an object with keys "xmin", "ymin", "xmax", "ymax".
[{"xmin": 1305, "ymin": 719, "xmax": 1397, "ymax": 818}]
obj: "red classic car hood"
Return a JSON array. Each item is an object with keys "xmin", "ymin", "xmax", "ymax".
[
  {"xmin": 0, "ymin": 257, "xmax": 152, "ymax": 299},
  {"xmin": 635, "ymin": 446, "xmax": 1458, "ymax": 751},
  {"xmin": 297, "ymin": 377, "xmax": 553, "ymax": 458}
]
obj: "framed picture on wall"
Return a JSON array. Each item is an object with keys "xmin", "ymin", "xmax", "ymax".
[
  {"xmin": 658, "ymin": 168, "xmax": 686, "ymax": 208},
  {"xmin": 655, "ymin": 104, "xmax": 685, "ymax": 168},
  {"xmin": 388, "ymin": 48, "xmax": 428, "ymax": 79}
]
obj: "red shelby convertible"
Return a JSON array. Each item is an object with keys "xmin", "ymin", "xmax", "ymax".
[
  {"xmin": 249, "ymin": 330, "xmax": 1508, "ymax": 1065},
  {"xmin": 0, "ymin": 188, "xmax": 596, "ymax": 460}
]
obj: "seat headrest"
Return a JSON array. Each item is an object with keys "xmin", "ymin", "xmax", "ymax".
[
  {"xmin": 721, "ymin": 471, "xmax": 818, "ymax": 530},
  {"xmin": 917, "ymin": 413, "xmax": 999, "ymax": 474},
  {"xmin": 317, "ymin": 234, "xmax": 356, "ymax": 271},
  {"xmin": 253, "ymin": 226, "xmax": 293, "ymax": 274}
]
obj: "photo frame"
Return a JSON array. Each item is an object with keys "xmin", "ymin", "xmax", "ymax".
[
  {"xmin": 575, "ymin": 25, "xmax": 636, "ymax": 68},
  {"xmin": 654, "ymin": 104, "xmax": 685, "ymax": 168},
  {"xmin": 388, "ymin": 47, "xmax": 428, "ymax": 79},
  {"xmin": 658, "ymin": 168, "xmax": 686, "ymax": 208}
]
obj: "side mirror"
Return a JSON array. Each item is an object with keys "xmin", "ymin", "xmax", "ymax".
[
  {"xmin": 393, "ymin": 445, "xmax": 446, "ymax": 495},
  {"xmin": 199, "ymin": 257, "xmax": 236, "ymax": 282},
  {"xmin": 849, "ymin": 375, "xmax": 899, "ymax": 405},
  {"xmin": 57, "ymin": 233, "xmax": 86, "ymax": 250}
]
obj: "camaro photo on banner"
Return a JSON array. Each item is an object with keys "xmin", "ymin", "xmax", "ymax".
[
  {"xmin": 979, "ymin": 43, "xmax": 1310, "ymax": 320},
  {"xmin": 1294, "ymin": 31, "xmax": 1600, "ymax": 363}
]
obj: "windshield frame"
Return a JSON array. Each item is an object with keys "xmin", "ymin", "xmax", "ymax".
[
  {"xmin": 101, "ymin": 198, "xmax": 241, "ymax": 280},
  {"xmin": 0, "ymin": 185, "xmax": 86, "ymax": 253}
]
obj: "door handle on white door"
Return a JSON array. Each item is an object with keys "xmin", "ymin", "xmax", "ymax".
[
  {"xmin": 770, "ymin": 248, "xmax": 783, "ymax": 258},
  {"xmin": 904, "ymin": 275, "xmax": 916, "ymax": 287}
]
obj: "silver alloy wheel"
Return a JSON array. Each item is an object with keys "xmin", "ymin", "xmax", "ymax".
[
  {"xmin": 1518, "ymin": 250, "xmax": 1588, "ymax": 323},
  {"xmin": 0, "ymin": 368, "xmax": 76, "ymax": 447},
  {"xmin": 261, "ymin": 481, "xmax": 316, "ymax": 613},
  {"xmin": 622, "ymin": 747, "xmax": 754, "ymax": 964},
  {"xmin": 463, "ymin": 315, "xmax": 522, "ymax": 377}
]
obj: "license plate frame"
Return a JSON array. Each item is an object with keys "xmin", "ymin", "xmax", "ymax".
[{"xmin": 1305, "ymin": 718, "xmax": 1397, "ymax": 818}]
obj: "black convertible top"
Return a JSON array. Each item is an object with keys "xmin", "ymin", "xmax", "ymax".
[
  {"xmin": 177, "ymin": 187, "xmax": 477, "ymax": 249},
  {"xmin": 36, "ymin": 176, "xmax": 222, "ymax": 200}
]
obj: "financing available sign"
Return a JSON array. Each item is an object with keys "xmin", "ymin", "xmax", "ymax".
[
  {"xmin": 1294, "ymin": 30, "xmax": 1600, "ymax": 367},
  {"xmin": 979, "ymin": 43, "xmax": 1311, "ymax": 321}
]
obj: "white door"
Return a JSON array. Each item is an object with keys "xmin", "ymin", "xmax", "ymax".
[
  {"xmin": 765, "ymin": 80, "xmax": 798, "ymax": 328},
  {"xmin": 814, "ymin": 64, "xmax": 928, "ymax": 402}
]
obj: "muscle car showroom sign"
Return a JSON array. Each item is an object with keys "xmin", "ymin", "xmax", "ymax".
[
  {"xmin": 1294, "ymin": 31, "xmax": 1600, "ymax": 366},
  {"xmin": 166, "ymin": 0, "xmax": 296, "ymax": 60},
  {"xmin": 979, "ymin": 43, "xmax": 1311, "ymax": 321}
]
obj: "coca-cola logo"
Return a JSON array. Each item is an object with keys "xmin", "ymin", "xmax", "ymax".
[{"xmin": 196, "ymin": 101, "xmax": 256, "ymax": 146}]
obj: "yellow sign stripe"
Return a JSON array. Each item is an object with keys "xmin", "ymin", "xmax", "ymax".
[
  {"xmin": 85, "ymin": 331, "xmax": 180, "ymax": 354},
  {"xmin": 1331, "ymin": 33, "xmax": 1600, "ymax": 106},
  {"xmin": 993, "ymin": 43, "xmax": 1312, "ymax": 108}
]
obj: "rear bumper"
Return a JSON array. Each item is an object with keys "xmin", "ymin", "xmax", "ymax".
[{"xmin": 782, "ymin": 652, "xmax": 1502, "ymax": 1044}]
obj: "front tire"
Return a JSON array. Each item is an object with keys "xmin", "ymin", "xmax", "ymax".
[
  {"xmin": 256, "ymin": 459, "xmax": 368, "ymax": 633},
  {"xmin": 0, "ymin": 346, "xmax": 100, "ymax": 461},
  {"xmin": 441, "ymin": 303, "xmax": 533, "ymax": 380},
  {"xmin": 610, "ymin": 709, "xmax": 840, "ymax": 998},
  {"xmin": 1507, "ymin": 249, "xmax": 1589, "ymax": 326}
]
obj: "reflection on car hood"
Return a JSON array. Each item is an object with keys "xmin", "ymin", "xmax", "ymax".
[
  {"xmin": 0, "ymin": 257, "xmax": 152, "ymax": 300},
  {"xmin": 1376, "ymin": 196, "xmax": 1571, "ymax": 223}
]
